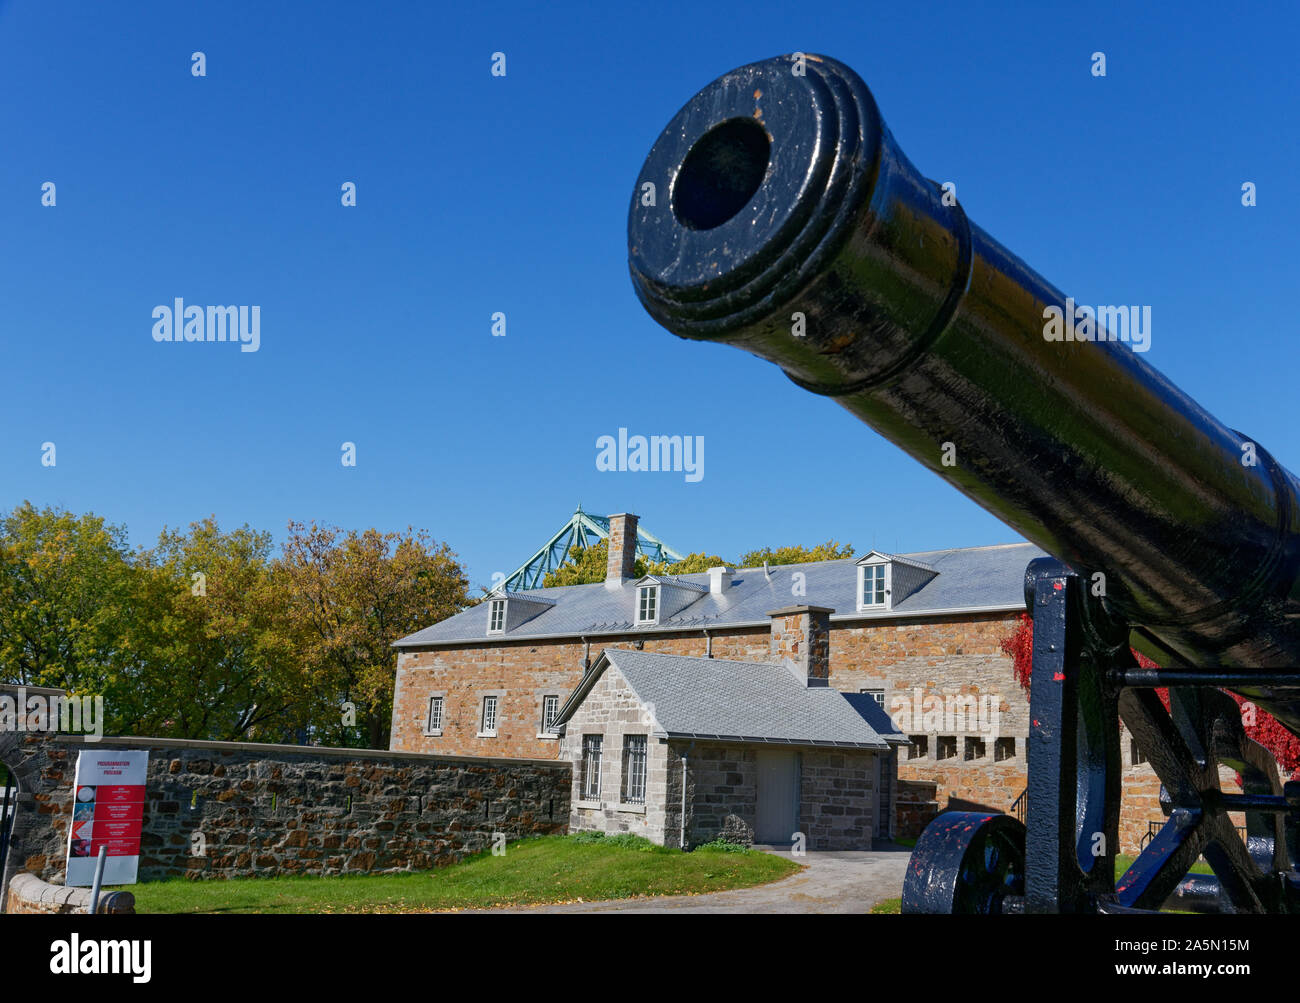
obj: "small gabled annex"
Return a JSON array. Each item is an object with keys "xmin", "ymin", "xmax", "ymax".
[{"xmin": 551, "ymin": 610, "xmax": 907, "ymax": 851}]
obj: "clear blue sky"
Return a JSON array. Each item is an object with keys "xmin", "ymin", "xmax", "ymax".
[{"xmin": 1, "ymin": 0, "xmax": 1295, "ymax": 591}]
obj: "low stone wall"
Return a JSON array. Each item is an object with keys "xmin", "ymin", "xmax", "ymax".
[
  {"xmin": 6, "ymin": 872, "xmax": 134, "ymax": 914},
  {"xmin": 23, "ymin": 736, "xmax": 570, "ymax": 884}
]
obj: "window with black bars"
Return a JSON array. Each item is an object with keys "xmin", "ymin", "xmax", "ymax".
[
  {"xmin": 621, "ymin": 735, "xmax": 647, "ymax": 804},
  {"xmin": 582, "ymin": 735, "xmax": 602, "ymax": 799}
]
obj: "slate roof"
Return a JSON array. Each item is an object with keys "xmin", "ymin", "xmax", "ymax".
[
  {"xmin": 553, "ymin": 649, "xmax": 907, "ymax": 750},
  {"xmin": 394, "ymin": 541, "xmax": 1044, "ymax": 648}
]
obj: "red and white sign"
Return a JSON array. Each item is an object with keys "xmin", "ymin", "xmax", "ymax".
[{"xmin": 65, "ymin": 750, "xmax": 148, "ymax": 886}]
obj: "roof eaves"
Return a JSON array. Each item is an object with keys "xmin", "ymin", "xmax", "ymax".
[
  {"xmin": 661, "ymin": 732, "xmax": 888, "ymax": 750},
  {"xmin": 390, "ymin": 602, "xmax": 1025, "ymax": 648}
]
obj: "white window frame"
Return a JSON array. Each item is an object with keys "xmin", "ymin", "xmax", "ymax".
[
  {"xmin": 636, "ymin": 584, "xmax": 659, "ymax": 625},
  {"xmin": 539, "ymin": 694, "xmax": 560, "ymax": 736},
  {"xmin": 479, "ymin": 695, "xmax": 499, "ymax": 737},
  {"xmin": 487, "ymin": 598, "xmax": 506, "ymax": 634},
  {"xmin": 860, "ymin": 688, "xmax": 886, "ymax": 707},
  {"xmin": 425, "ymin": 695, "xmax": 445, "ymax": 735},
  {"xmin": 857, "ymin": 561, "xmax": 891, "ymax": 611}
]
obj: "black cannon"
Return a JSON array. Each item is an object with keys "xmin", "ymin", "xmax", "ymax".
[{"xmin": 627, "ymin": 54, "xmax": 1300, "ymax": 913}]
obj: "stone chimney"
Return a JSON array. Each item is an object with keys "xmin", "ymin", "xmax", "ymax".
[
  {"xmin": 605, "ymin": 513, "xmax": 639, "ymax": 588},
  {"xmin": 767, "ymin": 605, "xmax": 833, "ymax": 687}
]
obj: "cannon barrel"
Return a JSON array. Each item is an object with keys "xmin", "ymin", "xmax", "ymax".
[{"xmin": 628, "ymin": 54, "xmax": 1300, "ymax": 731}]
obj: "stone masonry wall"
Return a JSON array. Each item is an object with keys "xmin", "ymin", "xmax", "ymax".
[
  {"xmin": 391, "ymin": 628, "xmax": 769, "ymax": 760},
  {"xmin": 668, "ymin": 741, "xmax": 759, "ymax": 848},
  {"xmin": 558, "ymin": 663, "xmax": 667, "ymax": 842},
  {"xmin": 831, "ymin": 614, "xmax": 1029, "ymax": 816},
  {"xmin": 800, "ymin": 749, "xmax": 879, "ymax": 850},
  {"xmin": 24, "ymin": 736, "xmax": 569, "ymax": 883}
]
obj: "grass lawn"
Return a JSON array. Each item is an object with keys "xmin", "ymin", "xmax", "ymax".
[{"xmin": 123, "ymin": 834, "xmax": 801, "ymax": 914}]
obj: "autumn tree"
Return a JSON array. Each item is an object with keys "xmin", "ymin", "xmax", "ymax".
[{"xmin": 278, "ymin": 522, "xmax": 469, "ymax": 749}]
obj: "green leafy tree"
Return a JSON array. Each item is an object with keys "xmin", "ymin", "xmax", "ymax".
[
  {"xmin": 0, "ymin": 502, "xmax": 135, "ymax": 699},
  {"xmin": 120, "ymin": 517, "xmax": 304, "ymax": 741},
  {"xmin": 278, "ymin": 522, "xmax": 469, "ymax": 749},
  {"xmin": 737, "ymin": 540, "xmax": 854, "ymax": 568},
  {"xmin": 540, "ymin": 540, "xmax": 716, "ymax": 587},
  {"xmin": 647, "ymin": 552, "xmax": 735, "ymax": 575}
]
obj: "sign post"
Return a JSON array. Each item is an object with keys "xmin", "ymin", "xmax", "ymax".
[{"xmin": 66, "ymin": 750, "xmax": 148, "ymax": 887}]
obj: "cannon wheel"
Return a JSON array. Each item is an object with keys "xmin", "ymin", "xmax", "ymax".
[{"xmin": 901, "ymin": 812, "xmax": 1026, "ymax": 914}]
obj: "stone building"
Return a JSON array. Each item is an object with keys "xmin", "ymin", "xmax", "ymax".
[
  {"xmin": 550, "ymin": 615, "xmax": 906, "ymax": 849},
  {"xmin": 391, "ymin": 512, "xmax": 1050, "ymax": 835}
]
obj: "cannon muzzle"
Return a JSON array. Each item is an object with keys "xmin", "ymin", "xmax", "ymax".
[{"xmin": 628, "ymin": 55, "xmax": 1300, "ymax": 727}]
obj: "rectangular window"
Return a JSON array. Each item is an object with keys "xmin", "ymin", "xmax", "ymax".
[
  {"xmin": 481, "ymin": 695, "xmax": 499, "ymax": 735},
  {"xmin": 936, "ymin": 736, "xmax": 957, "ymax": 760},
  {"xmin": 488, "ymin": 599, "xmax": 506, "ymax": 634},
  {"xmin": 964, "ymin": 737, "xmax": 986, "ymax": 761},
  {"xmin": 426, "ymin": 696, "xmax": 444, "ymax": 733},
  {"xmin": 860, "ymin": 688, "xmax": 885, "ymax": 707},
  {"xmin": 1130, "ymin": 737, "xmax": 1147, "ymax": 766},
  {"xmin": 637, "ymin": 585, "xmax": 658, "ymax": 624},
  {"xmin": 908, "ymin": 735, "xmax": 928, "ymax": 759},
  {"xmin": 582, "ymin": 735, "xmax": 603, "ymax": 800},
  {"xmin": 621, "ymin": 735, "xmax": 647, "ymax": 804},
  {"xmin": 994, "ymin": 737, "xmax": 1015, "ymax": 762},
  {"xmin": 861, "ymin": 565, "xmax": 887, "ymax": 607},
  {"xmin": 541, "ymin": 695, "xmax": 559, "ymax": 733}
]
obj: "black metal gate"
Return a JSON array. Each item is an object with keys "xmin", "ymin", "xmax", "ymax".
[{"xmin": 0, "ymin": 767, "xmax": 16, "ymax": 884}]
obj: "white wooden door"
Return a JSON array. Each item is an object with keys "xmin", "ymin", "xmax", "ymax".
[{"xmin": 755, "ymin": 749, "xmax": 798, "ymax": 844}]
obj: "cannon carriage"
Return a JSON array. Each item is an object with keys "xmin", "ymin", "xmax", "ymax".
[{"xmin": 627, "ymin": 54, "xmax": 1300, "ymax": 914}]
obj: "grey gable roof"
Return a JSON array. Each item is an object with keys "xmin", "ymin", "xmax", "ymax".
[
  {"xmin": 394, "ymin": 541, "xmax": 1044, "ymax": 648},
  {"xmin": 555, "ymin": 649, "xmax": 904, "ymax": 750}
]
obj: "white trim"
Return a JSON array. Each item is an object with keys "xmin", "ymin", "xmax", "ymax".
[
  {"xmin": 857, "ymin": 560, "xmax": 892, "ymax": 611},
  {"xmin": 486, "ymin": 598, "xmax": 506, "ymax": 635},
  {"xmin": 423, "ymin": 694, "xmax": 446, "ymax": 736},
  {"xmin": 636, "ymin": 584, "xmax": 660, "ymax": 625},
  {"xmin": 479, "ymin": 693, "xmax": 500, "ymax": 736}
]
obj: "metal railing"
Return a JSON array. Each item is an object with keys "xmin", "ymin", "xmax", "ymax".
[
  {"xmin": 1139, "ymin": 819, "xmax": 1249, "ymax": 851},
  {"xmin": 1009, "ymin": 788, "xmax": 1027, "ymax": 824}
]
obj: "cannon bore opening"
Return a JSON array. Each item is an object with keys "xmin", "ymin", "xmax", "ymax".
[{"xmin": 671, "ymin": 117, "xmax": 770, "ymax": 231}]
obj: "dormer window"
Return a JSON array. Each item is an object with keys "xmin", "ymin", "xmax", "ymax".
[
  {"xmin": 637, "ymin": 585, "xmax": 659, "ymax": 624},
  {"xmin": 858, "ymin": 561, "xmax": 891, "ymax": 610},
  {"xmin": 488, "ymin": 598, "xmax": 506, "ymax": 634},
  {"xmin": 855, "ymin": 550, "xmax": 938, "ymax": 612}
]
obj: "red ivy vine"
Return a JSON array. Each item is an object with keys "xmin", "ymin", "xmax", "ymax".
[{"xmin": 1000, "ymin": 611, "xmax": 1300, "ymax": 779}]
